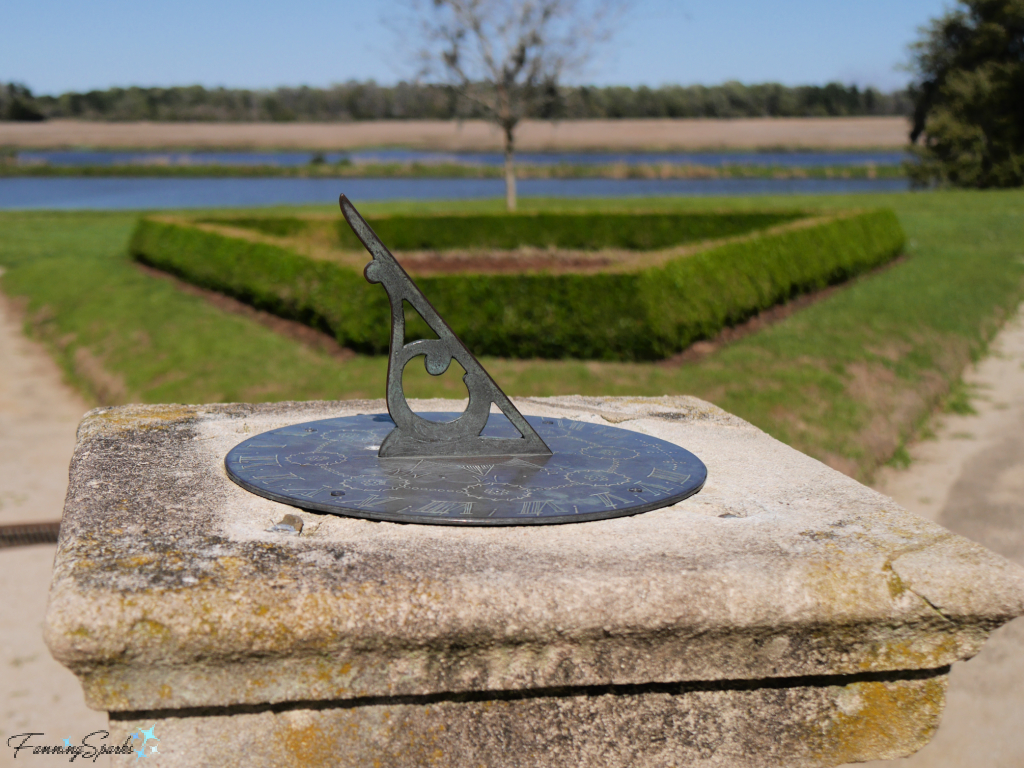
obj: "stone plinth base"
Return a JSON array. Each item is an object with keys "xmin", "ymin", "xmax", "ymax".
[
  {"xmin": 109, "ymin": 674, "xmax": 947, "ymax": 767},
  {"xmin": 44, "ymin": 396, "xmax": 1024, "ymax": 767}
]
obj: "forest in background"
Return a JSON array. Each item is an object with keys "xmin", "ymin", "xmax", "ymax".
[{"xmin": 0, "ymin": 80, "xmax": 911, "ymax": 122}]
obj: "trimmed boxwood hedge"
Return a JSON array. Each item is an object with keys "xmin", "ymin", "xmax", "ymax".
[
  {"xmin": 199, "ymin": 216, "xmax": 310, "ymax": 238},
  {"xmin": 130, "ymin": 210, "xmax": 905, "ymax": 361},
  {"xmin": 204, "ymin": 210, "xmax": 804, "ymax": 251}
]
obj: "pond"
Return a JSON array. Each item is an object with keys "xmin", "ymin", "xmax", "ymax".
[{"xmin": 0, "ymin": 177, "xmax": 913, "ymax": 210}]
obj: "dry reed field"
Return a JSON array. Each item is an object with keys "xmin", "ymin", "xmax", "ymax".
[{"xmin": 0, "ymin": 117, "xmax": 909, "ymax": 151}]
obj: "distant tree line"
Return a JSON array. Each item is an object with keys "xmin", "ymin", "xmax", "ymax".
[{"xmin": 0, "ymin": 80, "xmax": 911, "ymax": 122}]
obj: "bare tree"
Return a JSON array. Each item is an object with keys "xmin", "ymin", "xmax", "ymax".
[{"xmin": 411, "ymin": 0, "xmax": 626, "ymax": 211}]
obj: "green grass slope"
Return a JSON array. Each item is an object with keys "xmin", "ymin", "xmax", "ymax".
[{"xmin": 1, "ymin": 190, "xmax": 1021, "ymax": 480}]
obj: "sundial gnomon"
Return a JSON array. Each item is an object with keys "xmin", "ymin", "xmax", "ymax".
[{"xmin": 226, "ymin": 195, "xmax": 706, "ymax": 525}]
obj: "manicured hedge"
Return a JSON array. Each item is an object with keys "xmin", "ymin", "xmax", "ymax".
[
  {"xmin": 130, "ymin": 210, "xmax": 904, "ymax": 361},
  {"xmin": 205, "ymin": 210, "xmax": 804, "ymax": 251},
  {"xmin": 199, "ymin": 216, "xmax": 309, "ymax": 237}
]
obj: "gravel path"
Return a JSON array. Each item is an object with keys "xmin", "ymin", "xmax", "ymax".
[{"xmin": 0, "ymin": 271, "xmax": 1020, "ymax": 765}]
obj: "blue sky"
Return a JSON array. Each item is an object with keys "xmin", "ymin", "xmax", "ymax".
[{"xmin": 3, "ymin": 0, "xmax": 951, "ymax": 95}]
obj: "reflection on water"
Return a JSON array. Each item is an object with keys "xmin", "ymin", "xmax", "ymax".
[
  {"xmin": 0, "ymin": 176, "xmax": 912, "ymax": 211},
  {"xmin": 17, "ymin": 149, "xmax": 908, "ymax": 168}
]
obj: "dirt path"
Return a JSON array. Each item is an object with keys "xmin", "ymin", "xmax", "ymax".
[
  {"xmin": 0, "ymin": 117, "xmax": 908, "ymax": 151},
  {"xmin": 0, "ymin": 281, "xmax": 89, "ymax": 527},
  {"xmin": 863, "ymin": 305, "xmax": 1024, "ymax": 768},
  {"xmin": 0, "ymin": 284, "xmax": 104, "ymax": 766}
]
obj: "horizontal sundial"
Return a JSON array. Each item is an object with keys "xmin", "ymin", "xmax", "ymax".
[
  {"xmin": 227, "ymin": 412, "xmax": 705, "ymax": 525},
  {"xmin": 225, "ymin": 195, "xmax": 706, "ymax": 525}
]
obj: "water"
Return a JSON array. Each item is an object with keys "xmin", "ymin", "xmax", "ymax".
[
  {"xmin": 17, "ymin": 149, "xmax": 908, "ymax": 168},
  {"xmin": 0, "ymin": 177, "xmax": 911, "ymax": 211}
]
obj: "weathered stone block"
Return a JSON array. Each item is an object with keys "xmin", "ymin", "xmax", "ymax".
[{"xmin": 45, "ymin": 396, "xmax": 1024, "ymax": 766}]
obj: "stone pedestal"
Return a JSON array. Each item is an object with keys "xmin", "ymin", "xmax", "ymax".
[{"xmin": 45, "ymin": 396, "xmax": 1024, "ymax": 767}]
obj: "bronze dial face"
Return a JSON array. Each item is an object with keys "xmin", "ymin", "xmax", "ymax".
[{"xmin": 226, "ymin": 413, "xmax": 707, "ymax": 526}]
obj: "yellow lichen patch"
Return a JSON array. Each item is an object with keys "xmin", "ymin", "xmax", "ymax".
[
  {"xmin": 83, "ymin": 403, "xmax": 202, "ymax": 436},
  {"xmin": 313, "ymin": 660, "xmax": 353, "ymax": 686},
  {"xmin": 280, "ymin": 721, "xmax": 343, "ymax": 767},
  {"xmin": 211, "ymin": 556, "xmax": 250, "ymax": 578},
  {"xmin": 128, "ymin": 619, "xmax": 172, "ymax": 647},
  {"xmin": 884, "ymin": 563, "xmax": 908, "ymax": 599},
  {"xmin": 857, "ymin": 633, "xmax": 961, "ymax": 673},
  {"xmin": 158, "ymin": 684, "xmax": 173, "ymax": 700},
  {"xmin": 800, "ymin": 557, "xmax": 889, "ymax": 622},
  {"xmin": 810, "ymin": 676, "xmax": 947, "ymax": 764},
  {"xmin": 788, "ymin": 555, "xmax": 971, "ymax": 673},
  {"xmin": 82, "ymin": 672, "xmax": 132, "ymax": 712}
]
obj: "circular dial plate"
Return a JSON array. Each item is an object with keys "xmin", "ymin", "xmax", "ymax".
[{"xmin": 226, "ymin": 413, "xmax": 707, "ymax": 526}]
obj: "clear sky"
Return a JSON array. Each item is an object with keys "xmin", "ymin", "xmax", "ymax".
[{"xmin": 3, "ymin": 0, "xmax": 951, "ymax": 95}]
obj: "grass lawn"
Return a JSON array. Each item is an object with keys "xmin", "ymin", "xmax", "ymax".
[{"xmin": 1, "ymin": 190, "xmax": 1022, "ymax": 480}]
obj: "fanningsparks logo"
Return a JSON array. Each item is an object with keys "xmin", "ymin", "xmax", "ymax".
[
  {"xmin": 6, "ymin": 725, "xmax": 160, "ymax": 762},
  {"xmin": 129, "ymin": 725, "xmax": 160, "ymax": 760}
]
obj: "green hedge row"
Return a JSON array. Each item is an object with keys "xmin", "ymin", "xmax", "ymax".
[
  {"xmin": 130, "ymin": 210, "xmax": 904, "ymax": 360},
  {"xmin": 199, "ymin": 216, "xmax": 309, "ymax": 237},
  {"xmin": 203, "ymin": 210, "xmax": 803, "ymax": 251}
]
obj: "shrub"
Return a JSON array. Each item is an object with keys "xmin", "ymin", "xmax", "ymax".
[
  {"xmin": 130, "ymin": 209, "xmax": 904, "ymax": 361},
  {"xmin": 207, "ymin": 210, "xmax": 803, "ymax": 251},
  {"xmin": 198, "ymin": 217, "xmax": 309, "ymax": 237}
]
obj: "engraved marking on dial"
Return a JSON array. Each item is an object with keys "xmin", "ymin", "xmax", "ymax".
[
  {"xmin": 237, "ymin": 455, "xmax": 281, "ymax": 468},
  {"xmin": 418, "ymin": 501, "xmax": 474, "ymax": 516},
  {"xmin": 582, "ymin": 445, "xmax": 639, "ymax": 460},
  {"xmin": 642, "ymin": 481, "xmax": 675, "ymax": 494},
  {"xmin": 592, "ymin": 492, "xmax": 634, "ymax": 509},
  {"xmin": 501, "ymin": 457, "xmax": 547, "ymax": 469},
  {"xmin": 519, "ymin": 501, "xmax": 565, "ymax": 516},
  {"xmin": 254, "ymin": 475, "xmax": 305, "ymax": 488},
  {"xmin": 458, "ymin": 464, "xmax": 495, "ymax": 478},
  {"xmin": 282, "ymin": 487, "xmax": 333, "ymax": 499},
  {"xmin": 285, "ymin": 452, "xmax": 347, "ymax": 467},
  {"xmin": 348, "ymin": 495, "xmax": 397, "ymax": 509},
  {"xmin": 648, "ymin": 468, "xmax": 692, "ymax": 484},
  {"xmin": 565, "ymin": 470, "xmax": 626, "ymax": 486}
]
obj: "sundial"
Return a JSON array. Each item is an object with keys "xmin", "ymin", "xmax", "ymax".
[{"xmin": 225, "ymin": 195, "xmax": 707, "ymax": 525}]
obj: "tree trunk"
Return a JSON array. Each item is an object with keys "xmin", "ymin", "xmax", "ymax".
[{"xmin": 503, "ymin": 125, "xmax": 517, "ymax": 212}]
